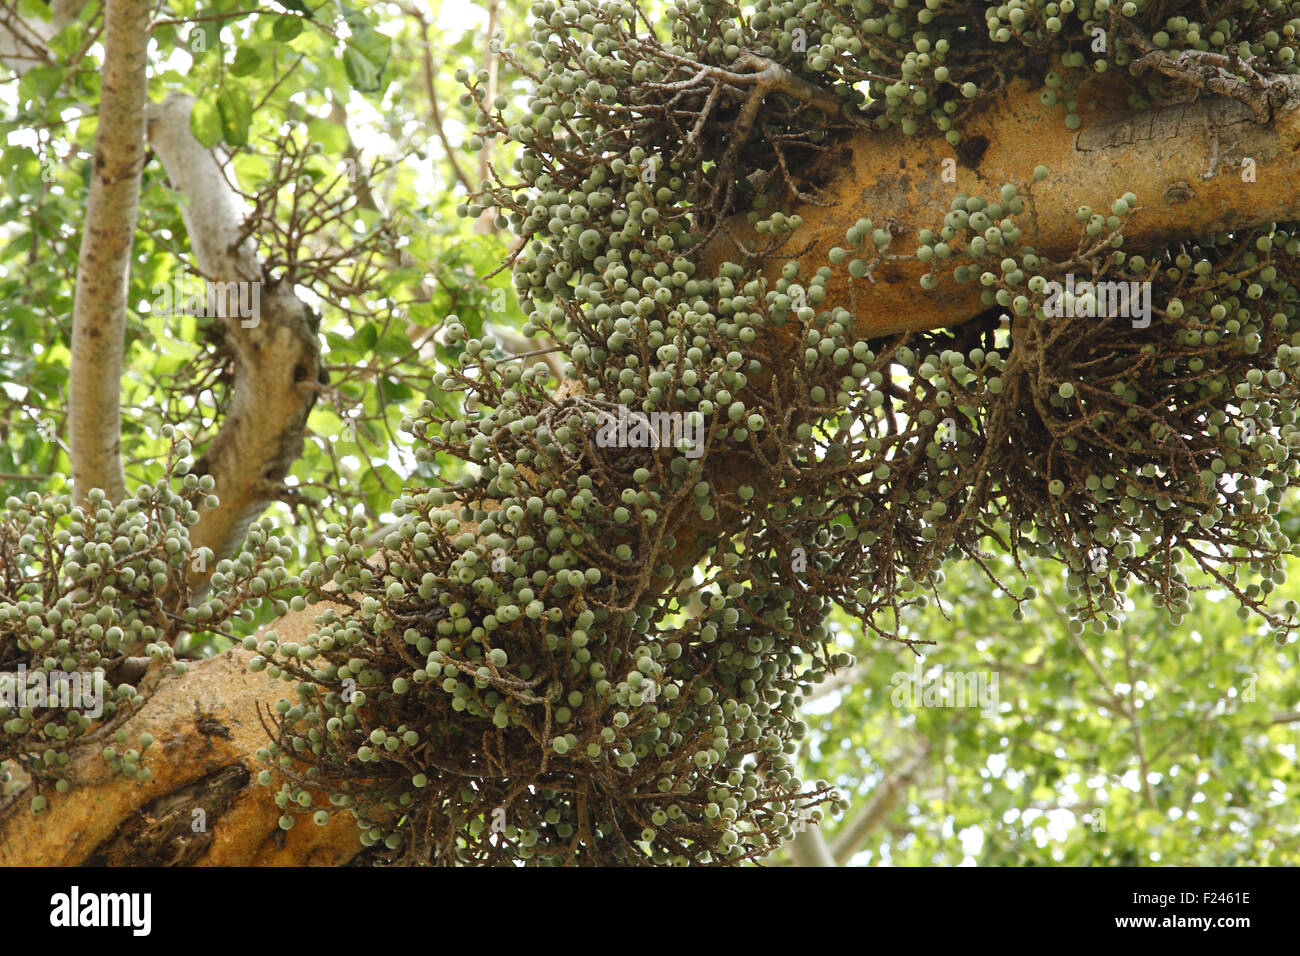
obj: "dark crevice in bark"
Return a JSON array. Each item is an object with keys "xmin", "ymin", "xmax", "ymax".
[{"xmin": 83, "ymin": 764, "xmax": 251, "ymax": 866}]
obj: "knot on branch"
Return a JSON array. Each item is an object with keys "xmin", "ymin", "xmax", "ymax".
[{"xmin": 1130, "ymin": 45, "xmax": 1296, "ymax": 123}]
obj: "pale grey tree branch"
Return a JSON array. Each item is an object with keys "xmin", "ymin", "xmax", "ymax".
[
  {"xmin": 146, "ymin": 93, "xmax": 323, "ymax": 575},
  {"xmin": 68, "ymin": 0, "xmax": 151, "ymax": 504},
  {"xmin": 789, "ymin": 825, "xmax": 837, "ymax": 867},
  {"xmin": 831, "ymin": 742, "xmax": 931, "ymax": 865}
]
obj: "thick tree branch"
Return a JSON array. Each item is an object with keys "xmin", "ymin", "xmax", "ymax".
[
  {"xmin": 9, "ymin": 0, "xmax": 324, "ymax": 572},
  {"xmin": 830, "ymin": 742, "xmax": 930, "ymax": 865},
  {"xmin": 146, "ymin": 93, "xmax": 324, "ymax": 574},
  {"xmin": 0, "ymin": 612, "xmax": 362, "ymax": 865},
  {"xmin": 67, "ymin": 0, "xmax": 150, "ymax": 504},
  {"xmin": 714, "ymin": 75, "xmax": 1300, "ymax": 339},
  {"xmin": 788, "ymin": 824, "xmax": 837, "ymax": 867}
]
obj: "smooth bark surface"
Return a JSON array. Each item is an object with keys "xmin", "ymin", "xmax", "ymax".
[{"xmin": 68, "ymin": 0, "xmax": 150, "ymax": 503}]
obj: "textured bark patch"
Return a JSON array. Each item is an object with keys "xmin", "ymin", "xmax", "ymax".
[
  {"xmin": 84, "ymin": 764, "xmax": 251, "ymax": 866},
  {"xmin": 195, "ymin": 705, "xmax": 235, "ymax": 744},
  {"xmin": 956, "ymin": 133, "xmax": 990, "ymax": 169},
  {"xmin": 1075, "ymin": 96, "xmax": 1254, "ymax": 150}
]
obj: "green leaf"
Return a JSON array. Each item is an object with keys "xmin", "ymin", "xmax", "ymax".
[
  {"xmin": 189, "ymin": 92, "xmax": 223, "ymax": 148},
  {"xmin": 45, "ymin": 22, "xmax": 82, "ymax": 59},
  {"xmin": 17, "ymin": 0, "xmax": 52, "ymax": 20},
  {"xmin": 217, "ymin": 85, "xmax": 253, "ymax": 147},
  {"xmin": 232, "ymin": 153, "xmax": 271, "ymax": 189},
  {"xmin": 306, "ymin": 118, "xmax": 350, "ymax": 155},
  {"xmin": 379, "ymin": 376, "xmax": 412, "ymax": 401},
  {"xmin": 230, "ymin": 46, "xmax": 262, "ymax": 77},
  {"xmin": 341, "ymin": 12, "xmax": 391, "ymax": 93},
  {"xmin": 19, "ymin": 65, "xmax": 64, "ymax": 103},
  {"xmin": 376, "ymin": 330, "xmax": 414, "ymax": 359},
  {"xmin": 355, "ymin": 322, "xmax": 378, "ymax": 351},
  {"xmin": 271, "ymin": 14, "xmax": 304, "ymax": 42},
  {"xmin": 343, "ymin": 46, "xmax": 382, "ymax": 93}
]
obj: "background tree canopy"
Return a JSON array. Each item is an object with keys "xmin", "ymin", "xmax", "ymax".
[{"xmin": 0, "ymin": 0, "xmax": 1298, "ymax": 865}]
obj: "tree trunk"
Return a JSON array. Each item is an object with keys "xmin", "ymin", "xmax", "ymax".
[
  {"xmin": 9, "ymin": 1, "xmax": 1300, "ymax": 863},
  {"xmin": 0, "ymin": 602, "xmax": 361, "ymax": 865}
]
